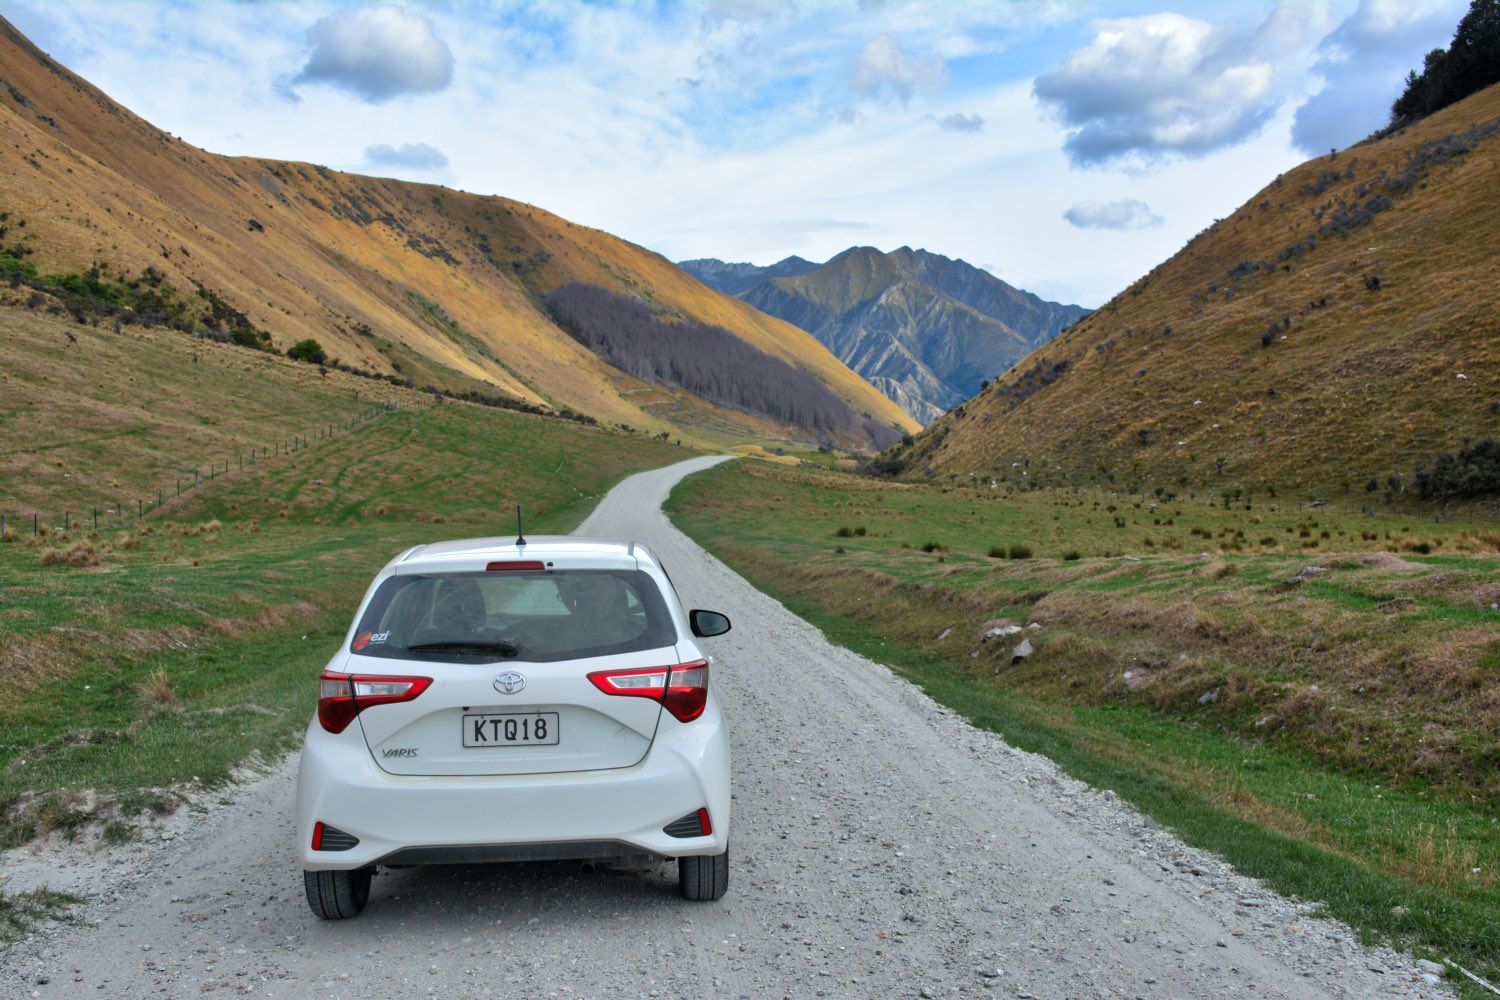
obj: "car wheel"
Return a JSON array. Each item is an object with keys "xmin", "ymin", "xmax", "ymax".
[
  {"xmin": 303, "ymin": 867, "xmax": 372, "ymax": 919},
  {"xmin": 678, "ymin": 849, "xmax": 728, "ymax": 901}
]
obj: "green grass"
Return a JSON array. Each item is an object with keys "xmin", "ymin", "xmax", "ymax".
[
  {"xmin": 667, "ymin": 458, "xmax": 1500, "ymax": 986},
  {"xmin": 0, "ymin": 887, "xmax": 80, "ymax": 943},
  {"xmin": 0, "ymin": 398, "xmax": 686, "ymax": 848}
]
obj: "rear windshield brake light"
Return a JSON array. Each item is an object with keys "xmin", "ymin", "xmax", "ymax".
[{"xmin": 486, "ymin": 560, "xmax": 546, "ymax": 571}]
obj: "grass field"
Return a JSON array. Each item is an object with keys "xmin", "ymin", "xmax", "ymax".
[
  {"xmin": 0, "ymin": 311, "xmax": 687, "ymax": 857},
  {"xmin": 667, "ymin": 458, "xmax": 1500, "ymax": 985}
]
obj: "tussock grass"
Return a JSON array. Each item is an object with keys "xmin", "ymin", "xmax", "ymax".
[
  {"xmin": 135, "ymin": 669, "xmax": 176, "ymax": 710},
  {"xmin": 37, "ymin": 541, "xmax": 99, "ymax": 567}
]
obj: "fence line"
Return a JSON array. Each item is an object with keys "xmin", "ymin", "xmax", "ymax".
[{"xmin": 1, "ymin": 400, "xmax": 415, "ymax": 542}]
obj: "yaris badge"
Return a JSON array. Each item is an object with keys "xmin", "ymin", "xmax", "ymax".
[{"xmin": 493, "ymin": 671, "xmax": 526, "ymax": 695}]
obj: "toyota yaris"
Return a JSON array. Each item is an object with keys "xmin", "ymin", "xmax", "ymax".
[{"xmin": 296, "ymin": 535, "xmax": 732, "ymax": 919}]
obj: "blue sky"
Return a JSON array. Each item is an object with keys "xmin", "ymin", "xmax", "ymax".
[{"xmin": 0, "ymin": 0, "xmax": 1467, "ymax": 306}]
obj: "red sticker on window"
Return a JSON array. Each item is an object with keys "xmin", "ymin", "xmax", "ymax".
[{"xmin": 352, "ymin": 631, "xmax": 371, "ymax": 652}]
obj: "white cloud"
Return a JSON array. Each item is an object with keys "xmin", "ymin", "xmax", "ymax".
[
  {"xmin": 938, "ymin": 112, "xmax": 984, "ymax": 133},
  {"xmin": 365, "ymin": 141, "xmax": 448, "ymax": 170},
  {"xmin": 1290, "ymin": 1, "xmax": 1464, "ymax": 155},
  {"xmin": 1063, "ymin": 198, "xmax": 1162, "ymax": 230},
  {"xmin": 850, "ymin": 34, "xmax": 946, "ymax": 104},
  {"xmin": 1034, "ymin": 8, "xmax": 1324, "ymax": 167},
  {"xmin": 294, "ymin": 6, "xmax": 453, "ymax": 103},
  {"xmin": 2, "ymin": 1, "xmax": 1350, "ymax": 308}
]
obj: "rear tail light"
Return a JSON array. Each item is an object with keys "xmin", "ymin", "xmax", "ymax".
[
  {"xmin": 317, "ymin": 672, "xmax": 432, "ymax": 733},
  {"xmin": 588, "ymin": 659, "xmax": 709, "ymax": 722}
]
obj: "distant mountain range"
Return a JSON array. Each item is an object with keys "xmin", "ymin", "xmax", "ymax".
[{"xmin": 681, "ymin": 248, "xmax": 1088, "ymax": 423}]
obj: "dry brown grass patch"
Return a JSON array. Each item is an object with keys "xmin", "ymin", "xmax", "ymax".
[
  {"xmin": 38, "ymin": 541, "xmax": 100, "ymax": 568},
  {"xmin": 135, "ymin": 668, "xmax": 176, "ymax": 709},
  {"xmin": 1196, "ymin": 559, "xmax": 1236, "ymax": 579}
]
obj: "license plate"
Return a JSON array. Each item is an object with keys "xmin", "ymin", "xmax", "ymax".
[{"xmin": 463, "ymin": 712, "xmax": 560, "ymax": 748}]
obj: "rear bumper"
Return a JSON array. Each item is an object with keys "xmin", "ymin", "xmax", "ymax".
[{"xmin": 296, "ymin": 702, "xmax": 730, "ymax": 871}]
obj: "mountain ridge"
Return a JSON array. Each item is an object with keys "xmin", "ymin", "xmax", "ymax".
[{"xmin": 682, "ymin": 246, "xmax": 1087, "ymax": 424}]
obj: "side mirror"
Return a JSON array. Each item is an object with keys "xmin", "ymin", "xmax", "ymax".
[{"xmin": 689, "ymin": 609, "xmax": 731, "ymax": 638}]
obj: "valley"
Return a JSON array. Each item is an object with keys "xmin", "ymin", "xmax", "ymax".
[{"xmin": 0, "ymin": 7, "xmax": 1496, "ymax": 995}]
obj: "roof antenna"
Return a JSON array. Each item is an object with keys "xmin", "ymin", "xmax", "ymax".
[{"xmin": 515, "ymin": 505, "xmax": 526, "ymax": 548}]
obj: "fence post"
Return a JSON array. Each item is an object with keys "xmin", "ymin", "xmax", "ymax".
[
  {"xmin": 93, "ymin": 508, "xmax": 97, "ymax": 530},
  {"xmin": 158, "ymin": 488, "xmax": 163, "ymax": 507},
  {"xmin": 196, "ymin": 469, "xmax": 200, "ymax": 486},
  {"xmin": 138, "ymin": 498, "xmax": 143, "ymax": 517},
  {"xmin": 33, "ymin": 512, "xmax": 38, "ymax": 535},
  {"xmin": 64, "ymin": 511, "xmax": 69, "ymax": 531}
]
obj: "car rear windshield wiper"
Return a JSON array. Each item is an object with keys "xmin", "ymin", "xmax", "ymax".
[{"xmin": 406, "ymin": 640, "xmax": 520, "ymax": 658}]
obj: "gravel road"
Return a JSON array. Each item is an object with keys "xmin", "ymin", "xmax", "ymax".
[{"xmin": 1, "ymin": 456, "xmax": 1447, "ymax": 999}]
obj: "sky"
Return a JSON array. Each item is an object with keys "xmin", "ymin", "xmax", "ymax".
[{"xmin": 0, "ymin": 0, "xmax": 1468, "ymax": 307}]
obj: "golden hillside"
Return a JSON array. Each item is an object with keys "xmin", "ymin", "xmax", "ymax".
[
  {"xmin": 891, "ymin": 85, "xmax": 1500, "ymax": 500},
  {"xmin": 0, "ymin": 18, "xmax": 915, "ymax": 448}
]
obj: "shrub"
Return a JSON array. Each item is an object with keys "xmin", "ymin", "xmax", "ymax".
[
  {"xmin": 287, "ymin": 339, "xmax": 326, "ymax": 364},
  {"xmin": 986, "ymin": 545, "xmax": 1005, "ymax": 558},
  {"xmin": 1414, "ymin": 437, "xmax": 1500, "ymax": 501},
  {"xmin": 919, "ymin": 541, "xmax": 942, "ymax": 553},
  {"xmin": 1062, "ymin": 550, "xmax": 1082, "ymax": 561},
  {"xmin": 1007, "ymin": 543, "xmax": 1033, "ymax": 559},
  {"xmin": 835, "ymin": 526, "xmax": 853, "ymax": 538}
]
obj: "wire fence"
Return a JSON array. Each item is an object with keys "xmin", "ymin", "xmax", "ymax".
[{"xmin": 0, "ymin": 400, "xmax": 413, "ymax": 542}]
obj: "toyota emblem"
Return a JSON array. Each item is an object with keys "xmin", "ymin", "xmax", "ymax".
[{"xmin": 493, "ymin": 671, "xmax": 526, "ymax": 695}]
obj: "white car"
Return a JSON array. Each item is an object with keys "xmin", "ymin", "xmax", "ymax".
[{"xmin": 296, "ymin": 535, "xmax": 732, "ymax": 919}]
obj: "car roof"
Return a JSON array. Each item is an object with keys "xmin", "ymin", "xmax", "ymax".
[{"xmin": 388, "ymin": 535, "xmax": 657, "ymax": 575}]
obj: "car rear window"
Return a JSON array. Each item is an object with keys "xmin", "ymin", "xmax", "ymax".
[{"xmin": 349, "ymin": 570, "xmax": 676, "ymax": 663}]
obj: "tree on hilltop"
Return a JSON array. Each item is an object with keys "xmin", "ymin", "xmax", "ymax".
[{"xmin": 1391, "ymin": 0, "xmax": 1500, "ymax": 125}]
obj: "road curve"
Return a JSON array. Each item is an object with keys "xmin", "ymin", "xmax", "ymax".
[{"xmin": 2, "ymin": 456, "xmax": 1439, "ymax": 999}]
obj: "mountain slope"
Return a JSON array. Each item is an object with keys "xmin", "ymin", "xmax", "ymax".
[
  {"xmin": 686, "ymin": 246, "xmax": 1087, "ymax": 424},
  {"xmin": 0, "ymin": 17, "xmax": 915, "ymax": 448},
  {"xmin": 888, "ymin": 85, "xmax": 1500, "ymax": 499}
]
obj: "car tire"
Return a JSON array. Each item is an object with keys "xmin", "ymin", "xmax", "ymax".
[
  {"xmin": 678, "ymin": 849, "xmax": 728, "ymax": 901},
  {"xmin": 303, "ymin": 867, "xmax": 372, "ymax": 919}
]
